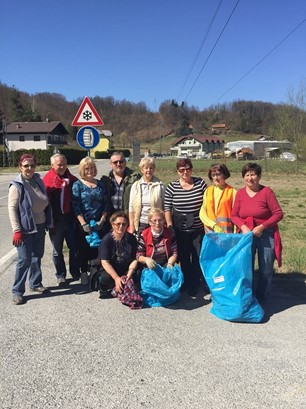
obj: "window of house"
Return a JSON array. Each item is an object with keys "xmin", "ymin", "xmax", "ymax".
[
  {"xmin": 19, "ymin": 135, "xmax": 25, "ymax": 142},
  {"xmin": 34, "ymin": 135, "xmax": 41, "ymax": 141}
]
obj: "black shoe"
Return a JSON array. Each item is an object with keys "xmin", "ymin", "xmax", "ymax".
[
  {"xmin": 188, "ymin": 287, "xmax": 199, "ymax": 299},
  {"xmin": 99, "ymin": 289, "xmax": 113, "ymax": 299}
]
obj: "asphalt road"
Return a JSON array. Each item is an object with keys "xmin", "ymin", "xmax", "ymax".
[
  {"xmin": 0, "ymin": 159, "xmax": 111, "ymax": 272},
  {"xmin": 0, "ymin": 237, "xmax": 305, "ymax": 409}
]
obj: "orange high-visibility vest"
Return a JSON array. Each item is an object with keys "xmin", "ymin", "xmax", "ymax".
[{"xmin": 205, "ymin": 185, "xmax": 235, "ymax": 233}]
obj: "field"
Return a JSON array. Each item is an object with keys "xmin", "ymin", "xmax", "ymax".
[{"xmin": 150, "ymin": 158, "xmax": 306, "ymax": 274}]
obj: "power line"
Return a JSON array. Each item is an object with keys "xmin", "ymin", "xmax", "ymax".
[
  {"xmin": 176, "ymin": 0, "xmax": 224, "ymax": 102},
  {"xmin": 212, "ymin": 17, "xmax": 306, "ymax": 105},
  {"xmin": 183, "ymin": 0, "xmax": 241, "ymax": 103}
]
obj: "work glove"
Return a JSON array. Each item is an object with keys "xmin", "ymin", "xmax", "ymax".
[
  {"xmin": 145, "ymin": 257, "xmax": 156, "ymax": 269},
  {"xmin": 13, "ymin": 231, "xmax": 23, "ymax": 247},
  {"xmin": 81, "ymin": 223, "xmax": 91, "ymax": 234},
  {"xmin": 213, "ymin": 224, "xmax": 223, "ymax": 233}
]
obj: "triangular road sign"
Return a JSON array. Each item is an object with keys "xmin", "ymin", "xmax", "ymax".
[{"xmin": 71, "ymin": 96, "xmax": 104, "ymax": 126}]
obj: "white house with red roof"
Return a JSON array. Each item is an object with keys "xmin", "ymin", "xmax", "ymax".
[
  {"xmin": 6, "ymin": 121, "xmax": 69, "ymax": 151},
  {"xmin": 170, "ymin": 134, "xmax": 224, "ymax": 158}
]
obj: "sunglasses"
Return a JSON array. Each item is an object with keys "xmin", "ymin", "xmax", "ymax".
[
  {"xmin": 150, "ymin": 219, "xmax": 164, "ymax": 224},
  {"xmin": 22, "ymin": 164, "xmax": 36, "ymax": 168},
  {"xmin": 113, "ymin": 222, "xmax": 127, "ymax": 227},
  {"xmin": 178, "ymin": 167, "xmax": 191, "ymax": 173},
  {"xmin": 112, "ymin": 160, "xmax": 125, "ymax": 165}
]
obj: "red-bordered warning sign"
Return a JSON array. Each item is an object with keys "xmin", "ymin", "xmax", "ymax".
[{"xmin": 71, "ymin": 96, "xmax": 104, "ymax": 126}]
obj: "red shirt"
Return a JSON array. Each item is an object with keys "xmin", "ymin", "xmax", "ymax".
[{"xmin": 231, "ymin": 186, "xmax": 283, "ymax": 230}]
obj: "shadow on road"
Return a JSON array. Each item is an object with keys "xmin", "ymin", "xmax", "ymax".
[{"xmin": 263, "ymin": 273, "xmax": 306, "ymax": 319}]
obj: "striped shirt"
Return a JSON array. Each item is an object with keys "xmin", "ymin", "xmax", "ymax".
[{"xmin": 164, "ymin": 177, "xmax": 207, "ymax": 230}]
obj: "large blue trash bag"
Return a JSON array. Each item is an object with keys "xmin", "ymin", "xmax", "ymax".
[
  {"xmin": 200, "ymin": 232, "xmax": 264, "ymax": 323},
  {"xmin": 140, "ymin": 264, "xmax": 184, "ymax": 307}
]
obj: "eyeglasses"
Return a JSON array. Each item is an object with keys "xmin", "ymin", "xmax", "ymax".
[
  {"xmin": 113, "ymin": 222, "xmax": 127, "ymax": 227},
  {"xmin": 112, "ymin": 160, "xmax": 125, "ymax": 165},
  {"xmin": 150, "ymin": 219, "xmax": 164, "ymax": 225},
  {"xmin": 211, "ymin": 173, "xmax": 223, "ymax": 178},
  {"xmin": 22, "ymin": 164, "xmax": 35, "ymax": 168},
  {"xmin": 178, "ymin": 167, "xmax": 192, "ymax": 173}
]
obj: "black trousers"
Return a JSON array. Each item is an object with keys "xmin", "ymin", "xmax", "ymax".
[{"xmin": 175, "ymin": 229, "xmax": 204, "ymax": 292}]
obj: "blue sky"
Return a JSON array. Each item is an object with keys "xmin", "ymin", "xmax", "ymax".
[{"xmin": 1, "ymin": 0, "xmax": 306, "ymax": 111}]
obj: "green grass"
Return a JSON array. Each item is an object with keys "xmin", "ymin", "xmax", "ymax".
[{"xmin": 152, "ymin": 158, "xmax": 306, "ymax": 274}]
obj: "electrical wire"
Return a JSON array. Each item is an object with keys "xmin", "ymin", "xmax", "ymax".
[
  {"xmin": 176, "ymin": 0, "xmax": 224, "ymax": 102},
  {"xmin": 212, "ymin": 17, "xmax": 306, "ymax": 105},
  {"xmin": 183, "ymin": 0, "xmax": 241, "ymax": 103}
]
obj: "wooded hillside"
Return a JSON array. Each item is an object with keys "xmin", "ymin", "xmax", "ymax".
[{"xmin": 0, "ymin": 82, "xmax": 305, "ymax": 157}]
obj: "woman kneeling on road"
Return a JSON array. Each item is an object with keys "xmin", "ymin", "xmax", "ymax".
[
  {"xmin": 98, "ymin": 211, "xmax": 138, "ymax": 298},
  {"xmin": 136, "ymin": 208, "xmax": 178, "ymax": 274}
]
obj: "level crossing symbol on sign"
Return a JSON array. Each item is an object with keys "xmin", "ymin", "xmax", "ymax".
[{"xmin": 71, "ymin": 96, "xmax": 104, "ymax": 126}]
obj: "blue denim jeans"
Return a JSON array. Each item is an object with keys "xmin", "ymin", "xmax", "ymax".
[
  {"xmin": 12, "ymin": 223, "xmax": 46, "ymax": 296},
  {"xmin": 252, "ymin": 228, "xmax": 275, "ymax": 301},
  {"xmin": 49, "ymin": 218, "xmax": 79, "ymax": 278}
]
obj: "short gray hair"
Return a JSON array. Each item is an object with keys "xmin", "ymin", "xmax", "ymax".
[{"xmin": 50, "ymin": 153, "xmax": 67, "ymax": 165}]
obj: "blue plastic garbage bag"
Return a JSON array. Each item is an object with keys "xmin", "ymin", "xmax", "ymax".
[
  {"xmin": 200, "ymin": 232, "xmax": 264, "ymax": 323},
  {"xmin": 85, "ymin": 220, "xmax": 102, "ymax": 248},
  {"xmin": 140, "ymin": 264, "xmax": 184, "ymax": 307}
]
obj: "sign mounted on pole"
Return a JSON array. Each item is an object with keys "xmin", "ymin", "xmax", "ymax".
[
  {"xmin": 76, "ymin": 126, "xmax": 100, "ymax": 150},
  {"xmin": 71, "ymin": 96, "xmax": 104, "ymax": 126}
]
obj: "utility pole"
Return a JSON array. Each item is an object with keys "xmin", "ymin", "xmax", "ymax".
[{"xmin": 2, "ymin": 119, "xmax": 10, "ymax": 167}]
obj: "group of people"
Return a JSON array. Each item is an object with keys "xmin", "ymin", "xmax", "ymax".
[{"xmin": 8, "ymin": 151, "xmax": 283, "ymax": 307}]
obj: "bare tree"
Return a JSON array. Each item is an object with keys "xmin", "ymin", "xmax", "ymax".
[{"xmin": 270, "ymin": 82, "xmax": 306, "ymax": 169}]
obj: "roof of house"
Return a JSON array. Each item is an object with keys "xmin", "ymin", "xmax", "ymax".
[
  {"xmin": 211, "ymin": 123, "xmax": 227, "ymax": 128},
  {"xmin": 97, "ymin": 129, "xmax": 112, "ymax": 138},
  {"xmin": 172, "ymin": 134, "xmax": 224, "ymax": 146},
  {"xmin": 7, "ymin": 121, "xmax": 69, "ymax": 134}
]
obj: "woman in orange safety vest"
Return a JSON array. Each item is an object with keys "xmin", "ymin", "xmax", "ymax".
[{"xmin": 199, "ymin": 164, "xmax": 236, "ymax": 234}]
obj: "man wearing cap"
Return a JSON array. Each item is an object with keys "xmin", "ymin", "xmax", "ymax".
[{"xmin": 43, "ymin": 153, "xmax": 80, "ymax": 285}]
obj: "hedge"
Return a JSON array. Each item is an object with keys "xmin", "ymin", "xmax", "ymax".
[{"xmin": 0, "ymin": 147, "xmax": 131, "ymax": 167}]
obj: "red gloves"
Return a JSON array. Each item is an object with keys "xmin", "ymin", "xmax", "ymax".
[{"xmin": 13, "ymin": 231, "xmax": 23, "ymax": 247}]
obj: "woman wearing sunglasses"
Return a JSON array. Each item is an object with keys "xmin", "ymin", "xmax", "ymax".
[
  {"xmin": 8, "ymin": 154, "xmax": 52, "ymax": 305},
  {"xmin": 164, "ymin": 158, "xmax": 207, "ymax": 298},
  {"xmin": 98, "ymin": 211, "xmax": 138, "ymax": 298}
]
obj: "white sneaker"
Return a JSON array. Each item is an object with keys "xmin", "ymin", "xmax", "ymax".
[{"xmin": 81, "ymin": 272, "xmax": 89, "ymax": 286}]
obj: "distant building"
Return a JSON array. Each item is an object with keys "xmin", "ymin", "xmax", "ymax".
[
  {"xmin": 91, "ymin": 129, "xmax": 112, "ymax": 154},
  {"xmin": 171, "ymin": 134, "xmax": 224, "ymax": 158},
  {"xmin": 6, "ymin": 121, "xmax": 68, "ymax": 151},
  {"xmin": 224, "ymin": 140, "xmax": 292, "ymax": 159},
  {"xmin": 211, "ymin": 123, "xmax": 229, "ymax": 133}
]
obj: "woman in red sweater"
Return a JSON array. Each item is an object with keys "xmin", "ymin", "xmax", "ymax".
[{"xmin": 231, "ymin": 163, "xmax": 283, "ymax": 303}]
